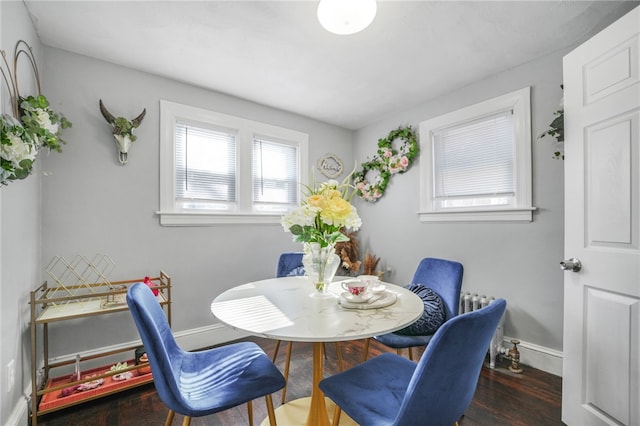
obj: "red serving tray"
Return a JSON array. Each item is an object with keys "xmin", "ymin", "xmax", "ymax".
[{"xmin": 38, "ymin": 359, "xmax": 153, "ymax": 413}]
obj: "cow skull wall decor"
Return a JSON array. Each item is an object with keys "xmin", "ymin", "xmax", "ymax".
[{"xmin": 99, "ymin": 99, "xmax": 146, "ymax": 165}]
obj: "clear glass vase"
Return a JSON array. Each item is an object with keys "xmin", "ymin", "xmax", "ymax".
[{"xmin": 302, "ymin": 243, "xmax": 340, "ymax": 297}]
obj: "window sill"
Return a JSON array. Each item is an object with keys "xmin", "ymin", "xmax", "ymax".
[
  {"xmin": 156, "ymin": 211, "xmax": 282, "ymax": 226},
  {"xmin": 418, "ymin": 207, "xmax": 536, "ymax": 223}
]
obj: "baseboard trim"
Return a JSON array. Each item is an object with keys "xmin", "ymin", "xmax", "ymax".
[
  {"xmin": 6, "ymin": 383, "xmax": 30, "ymax": 426},
  {"xmin": 175, "ymin": 323, "xmax": 250, "ymax": 350},
  {"xmin": 502, "ymin": 335, "xmax": 563, "ymax": 376}
]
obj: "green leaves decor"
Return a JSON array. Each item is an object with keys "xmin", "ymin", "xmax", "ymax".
[{"xmin": 538, "ymin": 85, "xmax": 564, "ymax": 160}]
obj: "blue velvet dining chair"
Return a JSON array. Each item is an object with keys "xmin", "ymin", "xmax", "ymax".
[
  {"xmin": 126, "ymin": 283, "xmax": 286, "ymax": 426},
  {"xmin": 362, "ymin": 257, "xmax": 464, "ymax": 361},
  {"xmin": 276, "ymin": 251, "xmax": 305, "ymax": 278},
  {"xmin": 272, "ymin": 252, "xmax": 343, "ymax": 403},
  {"xmin": 320, "ymin": 298, "xmax": 507, "ymax": 426}
]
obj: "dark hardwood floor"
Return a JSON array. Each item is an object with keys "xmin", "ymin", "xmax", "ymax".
[{"xmin": 35, "ymin": 336, "xmax": 562, "ymax": 426}]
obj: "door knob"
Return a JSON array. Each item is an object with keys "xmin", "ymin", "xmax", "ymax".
[{"xmin": 560, "ymin": 258, "xmax": 582, "ymax": 272}]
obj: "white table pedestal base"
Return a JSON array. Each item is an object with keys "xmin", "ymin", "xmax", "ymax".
[{"xmin": 260, "ymin": 397, "xmax": 357, "ymax": 426}]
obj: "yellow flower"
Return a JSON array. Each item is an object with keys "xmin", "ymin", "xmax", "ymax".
[
  {"xmin": 324, "ymin": 189, "xmax": 342, "ymax": 200},
  {"xmin": 320, "ymin": 196, "xmax": 352, "ymax": 226},
  {"xmin": 307, "ymin": 194, "xmax": 325, "ymax": 208}
]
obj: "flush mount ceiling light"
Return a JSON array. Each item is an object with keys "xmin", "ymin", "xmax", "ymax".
[{"xmin": 317, "ymin": 0, "xmax": 377, "ymax": 35}]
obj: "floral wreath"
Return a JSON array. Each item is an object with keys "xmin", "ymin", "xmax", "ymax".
[{"xmin": 354, "ymin": 126, "xmax": 418, "ymax": 202}]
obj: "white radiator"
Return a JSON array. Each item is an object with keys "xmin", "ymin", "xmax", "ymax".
[{"xmin": 459, "ymin": 292, "xmax": 506, "ymax": 368}]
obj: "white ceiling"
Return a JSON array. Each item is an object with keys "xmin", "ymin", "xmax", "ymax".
[{"xmin": 23, "ymin": 1, "xmax": 637, "ymax": 130}]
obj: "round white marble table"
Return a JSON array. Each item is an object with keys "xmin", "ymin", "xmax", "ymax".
[{"xmin": 211, "ymin": 276, "xmax": 424, "ymax": 426}]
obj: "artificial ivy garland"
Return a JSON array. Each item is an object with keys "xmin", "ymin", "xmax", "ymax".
[{"xmin": 354, "ymin": 126, "xmax": 419, "ymax": 202}]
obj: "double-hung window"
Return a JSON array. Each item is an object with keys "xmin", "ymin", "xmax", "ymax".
[
  {"xmin": 174, "ymin": 122, "xmax": 237, "ymax": 211},
  {"xmin": 418, "ymin": 87, "xmax": 535, "ymax": 222},
  {"xmin": 252, "ymin": 136, "xmax": 300, "ymax": 211},
  {"xmin": 159, "ymin": 100, "xmax": 308, "ymax": 225}
]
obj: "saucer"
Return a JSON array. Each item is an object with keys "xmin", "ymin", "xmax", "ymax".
[
  {"xmin": 340, "ymin": 291, "xmax": 373, "ymax": 303},
  {"xmin": 369, "ymin": 284, "xmax": 386, "ymax": 294},
  {"xmin": 339, "ymin": 290, "xmax": 398, "ymax": 310}
]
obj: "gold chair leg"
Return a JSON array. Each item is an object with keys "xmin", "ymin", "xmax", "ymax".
[
  {"xmin": 408, "ymin": 347, "xmax": 414, "ymax": 361},
  {"xmin": 165, "ymin": 409, "xmax": 175, "ymax": 426},
  {"xmin": 335, "ymin": 342, "xmax": 344, "ymax": 371},
  {"xmin": 272, "ymin": 340, "xmax": 282, "ymax": 362},
  {"xmin": 361, "ymin": 338, "xmax": 370, "ymax": 362},
  {"xmin": 266, "ymin": 394, "xmax": 278, "ymax": 426},
  {"xmin": 322, "ymin": 342, "xmax": 328, "ymax": 359},
  {"xmin": 281, "ymin": 341, "xmax": 293, "ymax": 403},
  {"xmin": 397, "ymin": 348, "xmax": 402, "ymax": 356},
  {"xmin": 332, "ymin": 405, "xmax": 342, "ymax": 425},
  {"xmin": 247, "ymin": 400, "xmax": 253, "ymax": 426},
  {"xmin": 181, "ymin": 416, "xmax": 191, "ymax": 426}
]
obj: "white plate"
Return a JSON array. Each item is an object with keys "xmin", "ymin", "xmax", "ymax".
[
  {"xmin": 340, "ymin": 291, "xmax": 373, "ymax": 303},
  {"xmin": 370, "ymin": 284, "xmax": 386, "ymax": 294}
]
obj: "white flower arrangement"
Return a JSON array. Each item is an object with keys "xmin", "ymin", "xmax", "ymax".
[
  {"xmin": 281, "ymin": 176, "xmax": 362, "ymax": 247},
  {"xmin": 1, "ymin": 41, "xmax": 72, "ymax": 185},
  {"xmin": 0, "ymin": 114, "xmax": 38, "ymax": 183},
  {"xmin": 20, "ymin": 95, "xmax": 71, "ymax": 153},
  {"xmin": 0, "ymin": 95, "xmax": 71, "ymax": 185}
]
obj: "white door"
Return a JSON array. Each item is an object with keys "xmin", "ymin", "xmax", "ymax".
[{"xmin": 562, "ymin": 6, "xmax": 640, "ymax": 426}]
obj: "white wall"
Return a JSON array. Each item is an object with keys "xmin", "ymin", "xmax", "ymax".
[
  {"xmin": 0, "ymin": 2, "xmax": 43, "ymax": 425},
  {"xmin": 38, "ymin": 47, "xmax": 355, "ymax": 359},
  {"xmin": 353, "ymin": 50, "xmax": 567, "ymax": 366},
  {"xmin": 39, "ymin": 43, "xmax": 570, "ymax": 375}
]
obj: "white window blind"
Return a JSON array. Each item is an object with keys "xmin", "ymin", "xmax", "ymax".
[
  {"xmin": 433, "ymin": 110, "xmax": 514, "ymax": 202},
  {"xmin": 252, "ymin": 137, "xmax": 299, "ymax": 209},
  {"xmin": 159, "ymin": 99, "xmax": 309, "ymax": 225},
  {"xmin": 175, "ymin": 122, "xmax": 237, "ymax": 207},
  {"xmin": 418, "ymin": 87, "xmax": 533, "ymax": 222}
]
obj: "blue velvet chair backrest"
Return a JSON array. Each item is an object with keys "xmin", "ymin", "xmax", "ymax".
[
  {"xmin": 276, "ymin": 252, "xmax": 305, "ymax": 277},
  {"xmin": 127, "ymin": 283, "xmax": 187, "ymax": 413},
  {"xmin": 411, "ymin": 257, "xmax": 464, "ymax": 321},
  {"xmin": 394, "ymin": 299, "xmax": 507, "ymax": 426}
]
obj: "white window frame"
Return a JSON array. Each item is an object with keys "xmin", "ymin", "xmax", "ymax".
[
  {"xmin": 418, "ymin": 87, "xmax": 535, "ymax": 222},
  {"xmin": 158, "ymin": 100, "xmax": 309, "ymax": 226}
]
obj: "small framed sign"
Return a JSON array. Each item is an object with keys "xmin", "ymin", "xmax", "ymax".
[{"xmin": 317, "ymin": 153, "xmax": 344, "ymax": 179}]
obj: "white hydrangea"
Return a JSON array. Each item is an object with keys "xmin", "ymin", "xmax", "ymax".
[
  {"xmin": 280, "ymin": 205, "xmax": 320, "ymax": 233},
  {"xmin": 343, "ymin": 206, "xmax": 362, "ymax": 230},
  {"xmin": 1, "ymin": 132, "xmax": 37, "ymax": 167},
  {"xmin": 35, "ymin": 109, "xmax": 59, "ymax": 134}
]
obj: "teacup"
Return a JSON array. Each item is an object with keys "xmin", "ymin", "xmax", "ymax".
[
  {"xmin": 341, "ymin": 279, "xmax": 368, "ymax": 297},
  {"xmin": 357, "ymin": 275, "xmax": 379, "ymax": 286},
  {"xmin": 358, "ymin": 275, "xmax": 384, "ymax": 293}
]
